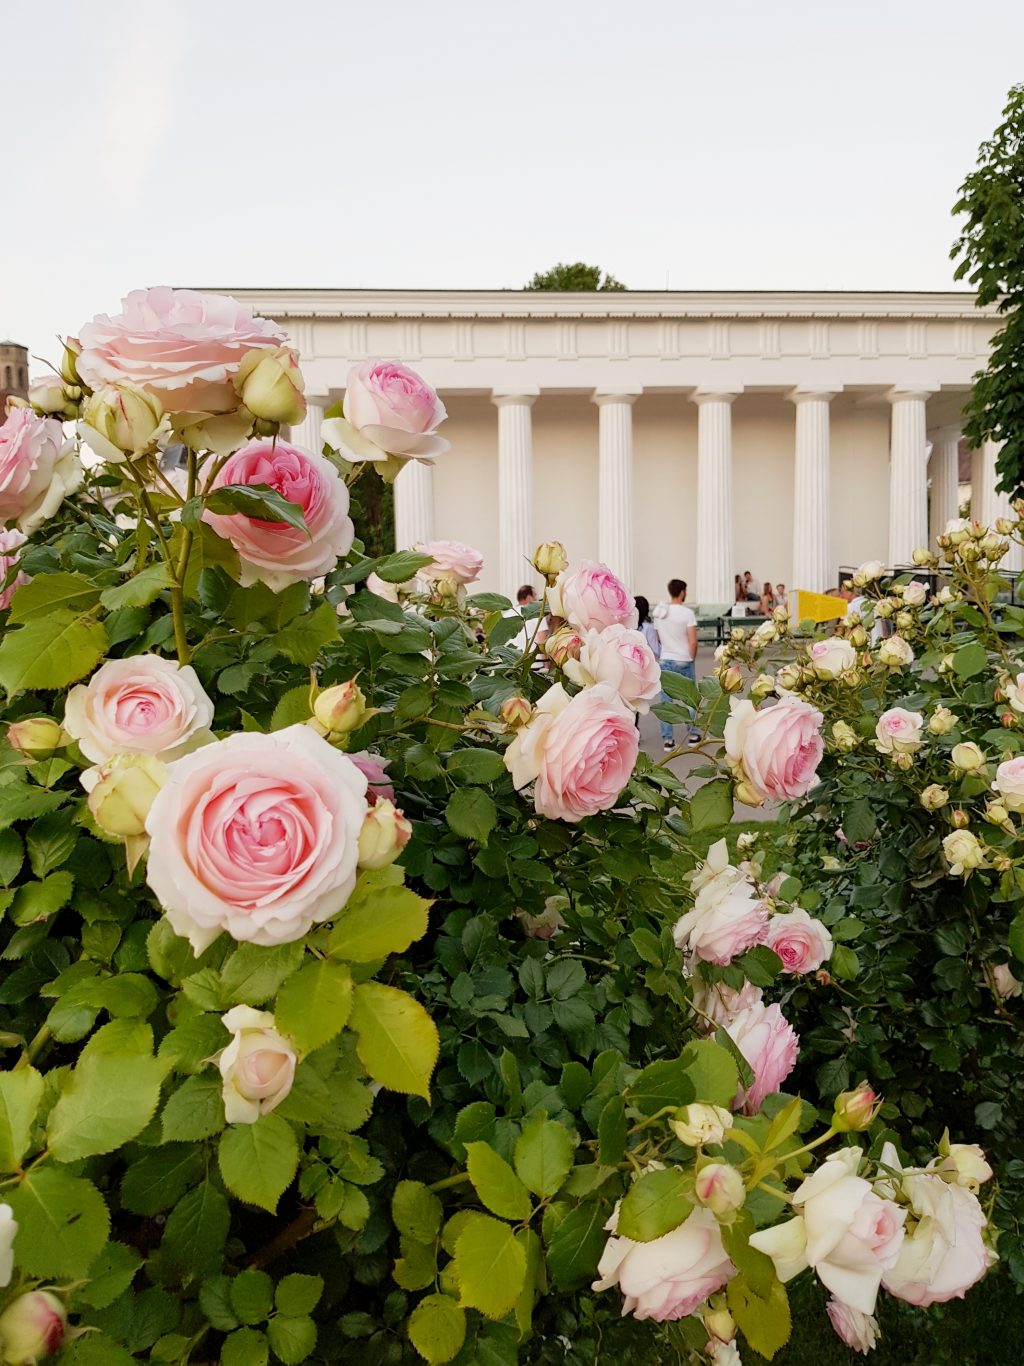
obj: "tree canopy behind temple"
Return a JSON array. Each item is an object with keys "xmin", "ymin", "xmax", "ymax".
[{"xmin": 524, "ymin": 262, "xmax": 627, "ymax": 291}]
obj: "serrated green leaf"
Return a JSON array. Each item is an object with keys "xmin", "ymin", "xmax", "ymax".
[
  {"xmin": 230, "ymin": 1268, "xmax": 274, "ymax": 1324},
  {"xmin": 597, "ymin": 1095, "xmax": 628, "ymax": 1168},
  {"xmin": 99, "ymin": 561, "xmax": 175, "ymax": 611},
  {"xmin": 514, "ymin": 1116, "xmax": 575, "ymax": 1199},
  {"xmin": 274, "ymin": 959, "xmax": 352, "ymax": 1056},
  {"xmin": 270, "ymin": 684, "xmax": 313, "ymax": 731},
  {"xmin": 220, "ymin": 940, "xmax": 305, "ymax": 1006},
  {"xmin": 161, "ymin": 1074, "xmax": 225, "ymax": 1142},
  {"xmin": 206, "ymin": 482, "xmax": 310, "ymax": 531},
  {"xmin": 218, "ymin": 1111, "xmax": 299, "ymax": 1212},
  {"xmin": 222, "ymin": 1327, "xmax": 269, "ymax": 1366},
  {"xmin": 158, "ymin": 1014, "xmax": 230, "ymax": 1074},
  {"xmin": 446, "ymin": 749, "xmax": 507, "ymax": 784},
  {"xmin": 455, "ymin": 1215, "xmax": 527, "ymax": 1319},
  {"xmin": 121, "ymin": 1145, "xmax": 205, "ymax": 1216},
  {"xmin": 200, "ymin": 1275, "xmax": 240, "ymax": 1331},
  {"xmin": 7, "ymin": 1168, "xmax": 110, "ymax": 1278},
  {"xmin": 690, "ymin": 779, "xmax": 734, "ymax": 830},
  {"xmin": 48, "ymin": 1021, "xmax": 165, "ymax": 1161},
  {"xmin": 275, "ymin": 1273, "xmax": 323, "ymax": 1317},
  {"xmin": 0, "ymin": 609, "xmax": 107, "ymax": 695},
  {"xmin": 681, "ymin": 1037, "xmax": 740, "ymax": 1108},
  {"xmin": 8, "ymin": 572, "xmax": 100, "ymax": 623},
  {"xmin": 11, "ymin": 870, "xmax": 73, "ymax": 925},
  {"xmin": 727, "ymin": 1272, "xmax": 792, "ymax": 1360},
  {"xmin": 267, "ymin": 1315, "xmax": 317, "ymax": 1364},
  {"xmin": 349, "ymin": 982, "xmax": 439, "ymax": 1100},
  {"xmin": 445, "ymin": 788, "xmax": 497, "ymax": 843},
  {"xmin": 1009, "ymin": 912, "xmax": 1024, "ymax": 963},
  {"xmin": 628, "ymin": 1056, "xmax": 696, "ymax": 1115},
  {"xmin": 392, "ymin": 1181, "xmax": 443, "ymax": 1244},
  {"xmin": 544, "ymin": 1201, "xmax": 607, "ymax": 1290},
  {"xmin": 272, "ymin": 601, "xmax": 339, "ymax": 665},
  {"xmin": 465, "ymin": 1141, "xmax": 532, "ymax": 1220},
  {"xmin": 952, "ymin": 640, "xmax": 987, "ymax": 678},
  {"xmin": 394, "ymin": 1236, "xmax": 437, "ymax": 1290},
  {"xmin": 408, "ymin": 1294, "xmax": 466, "ymax": 1365},
  {"xmin": 77, "ymin": 1240, "xmax": 143, "ymax": 1310},
  {"xmin": 26, "ymin": 810, "xmax": 78, "ymax": 878},
  {"xmin": 329, "ymin": 885, "xmax": 430, "ymax": 963},
  {"xmin": 161, "ymin": 1180, "xmax": 231, "ymax": 1277},
  {"xmin": 0, "ymin": 1065, "xmax": 43, "ymax": 1172},
  {"xmin": 617, "ymin": 1168, "xmax": 694, "ymax": 1241}
]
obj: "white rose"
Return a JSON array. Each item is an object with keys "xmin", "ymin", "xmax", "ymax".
[
  {"xmin": 942, "ymin": 829, "xmax": 985, "ymax": 876},
  {"xmin": 901, "ymin": 580, "xmax": 928, "ymax": 607},
  {"xmin": 992, "ymin": 963, "xmax": 1022, "ymax": 998},
  {"xmin": 707, "ymin": 1339, "xmax": 743, "ymax": 1366},
  {"xmin": 0, "ymin": 1204, "xmax": 17, "ymax": 1287},
  {"xmin": 592, "ymin": 1204, "xmax": 735, "ymax": 1321},
  {"xmin": 881, "ymin": 1159, "xmax": 994, "ymax": 1306},
  {"xmin": 852, "ymin": 559, "xmax": 885, "ymax": 587},
  {"xmin": 951, "ymin": 742, "xmax": 986, "ymax": 773},
  {"xmin": 809, "ymin": 637, "xmax": 857, "ymax": 679},
  {"xmin": 874, "ymin": 707, "xmax": 924, "ymax": 755},
  {"xmin": 670, "ymin": 1103, "xmax": 734, "ymax": 1147},
  {"xmin": 992, "ymin": 756, "xmax": 1024, "ymax": 813},
  {"xmin": 876, "ymin": 636, "xmax": 914, "ymax": 668},
  {"xmin": 944, "ymin": 517, "xmax": 972, "ymax": 544},
  {"xmin": 1004, "ymin": 672, "xmax": 1024, "ymax": 714},
  {"xmin": 216, "ymin": 1005, "xmax": 297, "ymax": 1124},
  {"xmin": 934, "ymin": 1140, "xmax": 993, "ymax": 1192}
]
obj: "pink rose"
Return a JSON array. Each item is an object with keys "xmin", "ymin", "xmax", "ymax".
[
  {"xmin": 565, "ymin": 624, "xmax": 662, "ymax": 713},
  {"xmin": 992, "ymin": 755, "xmax": 1024, "ymax": 814},
  {"xmin": 414, "ymin": 539, "xmax": 483, "ymax": 587},
  {"xmin": 992, "ymin": 962, "xmax": 1022, "ymax": 998},
  {"xmin": 593, "ymin": 1205, "xmax": 735, "ymax": 1322},
  {"xmin": 673, "ymin": 861, "xmax": 769, "ymax": 966},
  {"xmin": 882, "ymin": 1162, "xmax": 994, "ymax": 1307},
  {"xmin": 0, "ymin": 407, "xmax": 81, "ymax": 533},
  {"xmin": 145, "ymin": 725, "xmax": 368, "ymax": 952},
  {"xmin": 874, "ymin": 707, "xmax": 924, "ymax": 755},
  {"xmin": 322, "ymin": 360, "xmax": 449, "ymax": 465},
  {"xmin": 0, "ymin": 528, "xmax": 29, "ymax": 610},
  {"xmin": 765, "ymin": 908, "xmax": 833, "ymax": 974},
  {"xmin": 505, "ymin": 682, "xmax": 639, "ymax": 822},
  {"xmin": 346, "ymin": 751, "xmax": 395, "ymax": 806},
  {"xmin": 689, "ymin": 978, "xmax": 764, "ymax": 1031},
  {"xmin": 216, "ymin": 1005, "xmax": 297, "ymax": 1124},
  {"xmin": 826, "ymin": 1298, "xmax": 879, "ymax": 1354},
  {"xmin": 205, "ymin": 439, "xmax": 354, "ymax": 590},
  {"xmin": 77, "ymin": 287, "xmax": 292, "ymax": 414},
  {"xmin": 724, "ymin": 697, "xmax": 824, "ymax": 803},
  {"xmin": 724, "ymin": 1000, "xmax": 799, "ymax": 1114},
  {"xmin": 549, "ymin": 561, "xmax": 638, "ymax": 631},
  {"xmin": 63, "ymin": 655, "xmax": 215, "ymax": 765}
]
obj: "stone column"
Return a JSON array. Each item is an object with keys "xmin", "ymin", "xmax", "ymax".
[
  {"xmin": 973, "ymin": 439, "xmax": 1024, "ymax": 572},
  {"xmin": 493, "ymin": 391, "xmax": 537, "ymax": 595},
  {"xmin": 593, "ymin": 391, "xmax": 640, "ymax": 588},
  {"xmin": 393, "ymin": 460, "xmax": 434, "ymax": 550},
  {"xmin": 887, "ymin": 389, "xmax": 933, "ymax": 567},
  {"xmin": 694, "ymin": 389, "xmax": 739, "ymax": 605},
  {"xmin": 290, "ymin": 397, "xmax": 326, "ymax": 454},
  {"xmin": 789, "ymin": 390, "xmax": 835, "ymax": 592},
  {"xmin": 928, "ymin": 426, "xmax": 961, "ymax": 549}
]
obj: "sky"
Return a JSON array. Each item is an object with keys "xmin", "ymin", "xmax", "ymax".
[{"xmin": 4, "ymin": 0, "xmax": 1023, "ymax": 367}]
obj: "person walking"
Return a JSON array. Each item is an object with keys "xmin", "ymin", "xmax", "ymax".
[{"xmin": 653, "ymin": 578, "xmax": 699, "ymax": 751}]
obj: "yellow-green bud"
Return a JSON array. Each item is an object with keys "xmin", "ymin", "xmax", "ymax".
[
  {"xmin": 500, "ymin": 696, "xmax": 533, "ymax": 728},
  {"xmin": 951, "ymin": 741, "xmax": 986, "ymax": 774},
  {"xmin": 833, "ymin": 1081, "xmax": 882, "ymax": 1132},
  {"xmin": 831, "ymin": 720, "xmax": 858, "ymax": 752},
  {"xmin": 59, "ymin": 337, "xmax": 82, "ymax": 386},
  {"xmin": 703, "ymin": 1302, "xmax": 737, "ymax": 1345},
  {"xmin": 86, "ymin": 754, "xmax": 167, "ymax": 837},
  {"xmin": 928, "ymin": 707, "xmax": 956, "ymax": 735},
  {"xmin": 313, "ymin": 680, "xmax": 367, "ymax": 734},
  {"xmin": 984, "ymin": 802, "xmax": 1010, "ymax": 826},
  {"xmin": 7, "ymin": 717, "xmax": 65, "ymax": 759},
  {"xmin": 920, "ymin": 784, "xmax": 949, "ymax": 811},
  {"xmin": 234, "ymin": 347, "xmax": 306, "ymax": 426},
  {"xmin": 0, "ymin": 1291, "xmax": 67, "ymax": 1364},
  {"xmin": 532, "ymin": 541, "xmax": 568, "ymax": 581},
  {"xmin": 849, "ymin": 625, "xmax": 868, "ymax": 648},
  {"xmin": 80, "ymin": 383, "xmax": 166, "ymax": 462},
  {"xmin": 357, "ymin": 799, "xmax": 412, "ymax": 870},
  {"xmin": 670, "ymin": 1103, "xmax": 733, "ymax": 1147},
  {"xmin": 694, "ymin": 1161, "xmax": 745, "ymax": 1217},
  {"xmin": 719, "ymin": 664, "xmax": 743, "ymax": 693}
]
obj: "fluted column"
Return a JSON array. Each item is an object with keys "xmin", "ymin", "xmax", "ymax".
[
  {"xmin": 493, "ymin": 391, "xmax": 537, "ymax": 595},
  {"xmin": 789, "ymin": 390, "xmax": 835, "ymax": 592},
  {"xmin": 290, "ymin": 397, "xmax": 326, "ymax": 454},
  {"xmin": 593, "ymin": 391, "xmax": 639, "ymax": 587},
  {"xmin": 887, "ymin": 389, "xmax": 933, "ymax": 566},
  {"xmin": 973, "ymin": 439, "xmax": 1023, "ymax": 572},
  {"xmin": 394, "ymin": 460, "xmax": 434, "ymax": 550},
  {"xmin": 928, "ymin": 426, "xmax": 961, "ymax": 549},
  {"xmin": 694, "ymin": 389, "xmax": 739, "ymax": 605}
]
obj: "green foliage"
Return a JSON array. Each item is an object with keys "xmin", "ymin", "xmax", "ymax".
[{"xmin": 524, "ymin": 262, "xmax": 627, "ymax": 291}]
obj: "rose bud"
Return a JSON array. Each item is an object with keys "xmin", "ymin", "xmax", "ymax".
[
  {"xmin": 544, "ymin": 626, "xmax": 583, "ymax": 667},
  {"xmin": 532, "ymin": 540, "xmax": 568, "ymax": 581},
  {"xmin": 951, "ymin": 741, "xmax": 986, "ymax": 773},
  {"xmin": 848, "ymin": 625, "xmax": 868, "ymax": 648},
  {"xmin": 895, "ymin": 610, "xmax": 914, "ymax": 632},
  {"xmin": 357, "ymin": 799, "xmax": 412, "ymax": 870},
  {"xmin": 216, "ymin": 1005, "xmax": 296, "ymax": 1122},
  {"xmin": 85, "ymin": 753, "xmax": 168, "ymax": 837},
  {"xmin": 734, "ymin": 777, "xmax": 764, "ymax": 808},
  {"xmin": 313, "ymin": 680, "xmax": 367, "ymax": 734},
  {"xmin": 1002, "ymin": 711, "xmax": 1017, "ymax": 729},
  {"xmin": 59, "ymin": 337, "xmax": 82, "ymax": 386},
  {"xmin": 694, "ymin": 1162, "xmax": 745, "ymax": 1217},
  {"xmin": 920, "ymin": 783, "xmax": 949, "ymax": 811},
  {"xmin": 7, "ymin": 717, "xmax": 65, "ymax": 760},
  {"xmin": 517, "ymin": 895, "xmax": 567, "ymax": 940},
  {"xmin": 833, "ymin": 1081, "xmax": 882, "ymax": 1132},
  {"xmin": 703, "ymin": 1302, "xmax": 737, "ymax": 1345},
  {"xmin": 500, "ymin": 695, "xmax": 533, "ymax": 728},
  {"xmin": 80, "ymin": 383, "xmax": 166, "ymax": 462},
  {"xmin": 28, "ymin": 375, "xmax": 77, "ymax": 419},
  {"xmin": 983, "ymin": 802, "xmax": 1010, "ymax": 826},
  {"xmin": 912, "ymin": 547, "xmax": 935, "ymax": 567},
  {"xmin": 936, "ymin": 1133, "xmax": 993, "ymax": 1191},
  {"xmin": 234, "ymin": 347, "xmax": 306, "ymax": 426},
  {"xmin": 719, "ymin": 665, "xmax": 743, "ymax": 693},
  {"xmin": 892, "ymin": 751, "xmax": 914, "ymax": 771},
  {"xmin": 775, "ymin": 662, "xmax": 802, "ymax": 691},
  {"xmin": 995, "ymin": 516, "xmax": 1016, "ymax": 536},
  {"xmin": 950, "ymin": 808, "xmax": 970, "ymax": 829},
  {"xmin": 750, "ymin": 673, "xmax": 775, "ymax": 699},
  {"xmin": 831, "ymin": 721, "xmax": 858, "ymax": 752},
  {"xmin": 942, "ymin": 827, "xmax": 985, "ymax": 874},
  {"xmin": 670, "ymin": 1103, "xmax": 733, "ymax": 1147},
  {"xmin": 928, "ymin": 706, "xmax": 956, "ymax": 735},
  {"xmin": 0, "ymin": 1291, "xmax": 67, "ymax": 1365}
]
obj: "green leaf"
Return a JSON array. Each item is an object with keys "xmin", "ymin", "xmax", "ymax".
[
  {"xmin": 721, "ymin": 1214, "xmax": 776, "ymax": 1297},
  {"xmin": 272, "ymin": 601, "xmax": 340, "ymax": 665},
  {"xmin": 727, "ymin": 1273, "xmax": 792, "ymax": 1360},
  {"xmin": 48, "ymin": 1021, "xmax": 165, "ymax": 1161},
  {"xmin": 1008, "ymin": 911, "xmax": 1024, "ymax": 963},
  {"xmin": 0, "ymin": 828, "xmax": 23, "ymax": 886},
  {"xmin": 270, "ymin": 684, "xmax": 313, "ymax": 730},
  {"xmin": 222, "ymin": 1327, "xmax": 269, "ymax": 1366},
  {"xmin": 514, "ymin": 1116, "xmax": 575, "ymax": 1199},
  {"xmin": 99, "ymin": 561, "xmax": 175, "ymax": 611},
  {"xmin": 445, "ymin": 788, "xmax": 498, "ymax": 843},
  {"xmin": 267, "ymin": 1315, "xmax": 317, "ymax": 1364},
  {"xmin": 617, "ymin": 1167, "xmax": 694, "ymax": 1241},
  {"xmin": 78, "ymin": 1241, "xmax": 144, "ymax": 1310},
  {"xmin": 597, "ymin": 1095, "xmax": 628, "ymax": 1167},
  {"xmin": 408, "ymin": 1294, "xmax": 467, "ymax": 1365},
  {"xmin": 200, "ymin": 1275, "xmax": 239, "ymax": 1331},
  {"xmin": 349, "ymin": 982, "xmax": 439, "ymax": 1100},
  {"xmin": 329, "ymin": 885, "xmax": 430, "ymax": 963},
  {"xmin": 0, "ymin": 609, "xmax": 107, "ymax": 695},
  {"xmin": 7, "ymin": 572, "xmax": 100, "ymax": 623},
  {"xmin": 953, "ymin": 640, "xmax": 987, "ymax": 678},
  {"xmin": 690, "ymin": 779, "xmax": 734, "ymax": 830},
  {"xmin": 544, "ymin": 1201, "xmax": 608, "ymax": 1290},
  {"xmin": 0, "ymin": 785, "xmax": 65, "ymax": 832},
  {"xmin": 220, "ymin": 940, "xmax": 305, "ymax": 1006},
  {"xmin": 275, "ymin": 1274, "xmax": 324, "ymax": 1317},
  {"xmin": 121, "ymin": 1145, "xmax": 205, "ymax": 1216},
  {"xmin": 7, "ymin": 1168, "xmax": 110, "ymax": 1278},
  {"xmin": 392, "ymin": 1181, "xmax": 443, "ymax": 1244},
  {"xmin": 455, "ymin": 1215, "xmax": 527, "ymax": 1319},
  {"xmin": 231, "ymin": 1268, "xmax": 274, "ymax": 1324},
  {"xmin": 161, "ymin": 1074, "xmax": 226, "ymax": 1142},
  {"xmin": 26, "ymin": 811, "xmax": 78, "ymax": 878},
  {"xmin": 162, "ymin": 1181, "xmax": 230, "ymax": 1277},
  {"xmin": 159, "ymin": 1014, "xmax": 230, "ymax": 1074},
  {"xmin": 446, "ymin": 749, "xmax": 508, "ymax": 784},
  {"xmin": 628, "ymin": 1056, "xmax": 696, "ymax": 1115},
  {"xmin": 465, "ymin": 1141, "xmax": 532, "ymax": 1220},
  {"xmin": 206, "ymin": 483, "xmax": 309, "ymax": 534},
  {"xmin": 842, "ymin": 798, "xmax": 876, "ymax": 844},
  {"xmin": 65, "ymin": 1335, "xmax": 136, "ymax": 1366},
  {"xmin": 0, "ymin": 1065, "xmax": 43, "ymax": 1172},
  {"xmin": 373, "ymin": 549, "xmax": 434, "ymax": 583},
  {"xmin": 275, "ymin": 959, "xmax": 353, "ymax": 1055},
  {"xmin": 830, "ymin": 944, "xmax": 861, "ymax": 980},
  {"xmin": 11, "ymin": 870, "xmax": 73, "ymax": 925},
  {"xmin": 681, "ymin": 1038, "xmax": 740, "ymax": 1108},
  {"xmin": 660, "ymin": 668, "xmax": 700, "ymax": 704},
  {"xmin": 218, "ymin": 1111, "xmax": 299, "ymax": 1213}
]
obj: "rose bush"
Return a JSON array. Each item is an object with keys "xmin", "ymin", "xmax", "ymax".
[{"xmin": 0, "ymin": 287, "xmax": 998, "ymax": 1366}]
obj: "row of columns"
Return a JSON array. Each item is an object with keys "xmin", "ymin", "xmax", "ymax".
[{"xmin": 297, "ymin": 390, "xmax": 1019, "ymax": 599}]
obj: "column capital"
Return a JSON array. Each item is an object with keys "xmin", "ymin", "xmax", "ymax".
[
  {"xmin": 692, "ymin": 386, "xmax": 742, "ymax": 406},
  {"xmin": 887, "ymin": 385, "xmax": 937, "ymax": 405},
  {"xmin": 591, "ymin": 389, "xmax": 641, "ymax": 407},
  {"xmin": 492, "ymin": 388, "xmax": 539, "ymax": 407},
  {"xmin": 787, "ymin": 387, "xmax": 839, "ymax": 405}
]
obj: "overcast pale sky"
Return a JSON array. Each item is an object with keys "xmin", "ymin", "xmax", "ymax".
[{"xmin": 5, "ymin": 0, "xmax": 1023, "ymax": 366}]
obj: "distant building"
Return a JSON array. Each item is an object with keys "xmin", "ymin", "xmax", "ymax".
[{"xmin": 0, "ymin": 342, "xmax": 28, "ymax": 412}]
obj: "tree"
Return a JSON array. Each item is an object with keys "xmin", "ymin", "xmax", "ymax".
[
  {"xmin": 951, "ymin": 84, "xmax": 1024, "ymax": 496},
  {"xmin": 524, "ymin": 261, "xmax": 627, "ymax": 291}
]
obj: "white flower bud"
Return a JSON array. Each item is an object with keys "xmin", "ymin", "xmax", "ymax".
[
  {"xmin": 357, "ymin": 799, "xmax": 412, "ymax": 870},
  {"xmin": 234, "ymin": 347, "xmax": 306, "ymax": 426}
]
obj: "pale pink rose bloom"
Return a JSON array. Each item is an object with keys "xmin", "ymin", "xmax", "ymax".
[
  {"xmin": 216, "ymin": 1005, "xmax": 297, "ymax": 1124},
  {"xmin": 322, "ymin": 360, "xmax": 449, "ymax": 465},
  {"xmin": 882, "ymin": 1169, "xmax": 993, "ymax": 1306},
  {"xmin": 505, "ymin": 682, "xmax": 639, "ymax": 823},
  {"xmin": 689, "ymin": 978, "xmax": 764, "ymax": 1031},
  {"xmin": 205, "ymin": 439, "xmax": 354, "ymax": 591},
  {"xmin": 706, "ymin": 1341, "xmax": 742, "ymax": 1366},
  {"xmin": 992, "ymin": 963, "xmax": 1022, "ymax": 998},
  {"xmin": 414, "ymin": 539, "xmax": 483, "ymax": 587},
  {"xmin": 0, "ymin": 407, "xmax": 81, "ymax": 533},
  {"xmin": 992, "ymin": 755, "xmax": 1024, "ymax": 814},
  {"xmin": 77, "ymin": 287, "xmax": 292, "ymax": 414},
  {"xmin": 765, "ymin": 908, "xmax": 833, "ymax": 974},
  {"xmin": 592, "ymin": 1205, "xmax": 735, "ymax": 1322},
  {"xmin": 145, "ymin": 725, "xmax": 368, "ymax": 953},
  {"xmin": 724, "ymin": 1000, "xmax": 799, "ymax": 1115},
  {"xmin": 673, "ymin": 886, "xmax": 769, "ymax": 966},
  {"xmin": 725, "ymin": 697, "xmax": 824, "ymax": 803},
  {"xmin": 809, "ymin": 637, "xmax": 857, "ymax": 678},
  {"xmin": 63, "ymin": 655, "xmax": 214, "ymax": 766},
  {"xmin": 874, "ymin": 706, "xmax": 924, "ymax": 755},
  {"xmin": 1005, "ymin": 671, "xmax": 1024, "ymax": 714},
  {"xmin": 565, "ymin": 624, "xmax": 662, "ymax": 713},
  {"xmin": 549, "ymin": 561, "xmax": 638, "ymax": 632},
  {"xmin": 0, "ymin": 529, "xmax": 29, "ymax": 610},
  {"xmin": 346, "ymin": 751, "xmax": 395, "ymax": 806},
  {"xmin": 826, "ymin": 1298, "xmax": 879, "ymax": 1354}
]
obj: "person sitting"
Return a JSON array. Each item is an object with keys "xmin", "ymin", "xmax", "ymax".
[
  {"xmin": 743, "ymin": 570, "xmax": 759, "ymax": 603},
  {"xmin": 775, "ymin": 583, "xmax": 786, "ymax": 610},
  {"xmin": 759, "ymin": 580, "xmax": 775, "ymax": 614},
  {"xmin": 734, "ymin": 574, "xmax": 746, "ymax": 604}
]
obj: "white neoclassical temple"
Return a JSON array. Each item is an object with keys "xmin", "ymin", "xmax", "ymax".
[{"xmin": 222, "ymin": 288, "xmax": 1016, "ymax": 602}]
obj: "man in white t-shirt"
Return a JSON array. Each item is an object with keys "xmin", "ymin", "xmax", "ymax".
[{"xmin": 652, "ymin": 578, "xmax": 699, "ymax": 751}]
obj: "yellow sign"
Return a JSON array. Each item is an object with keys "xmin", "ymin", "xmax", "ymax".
[{"xmin": 792, "ymin": 589, "xmax": 848, "ymax": 624}]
